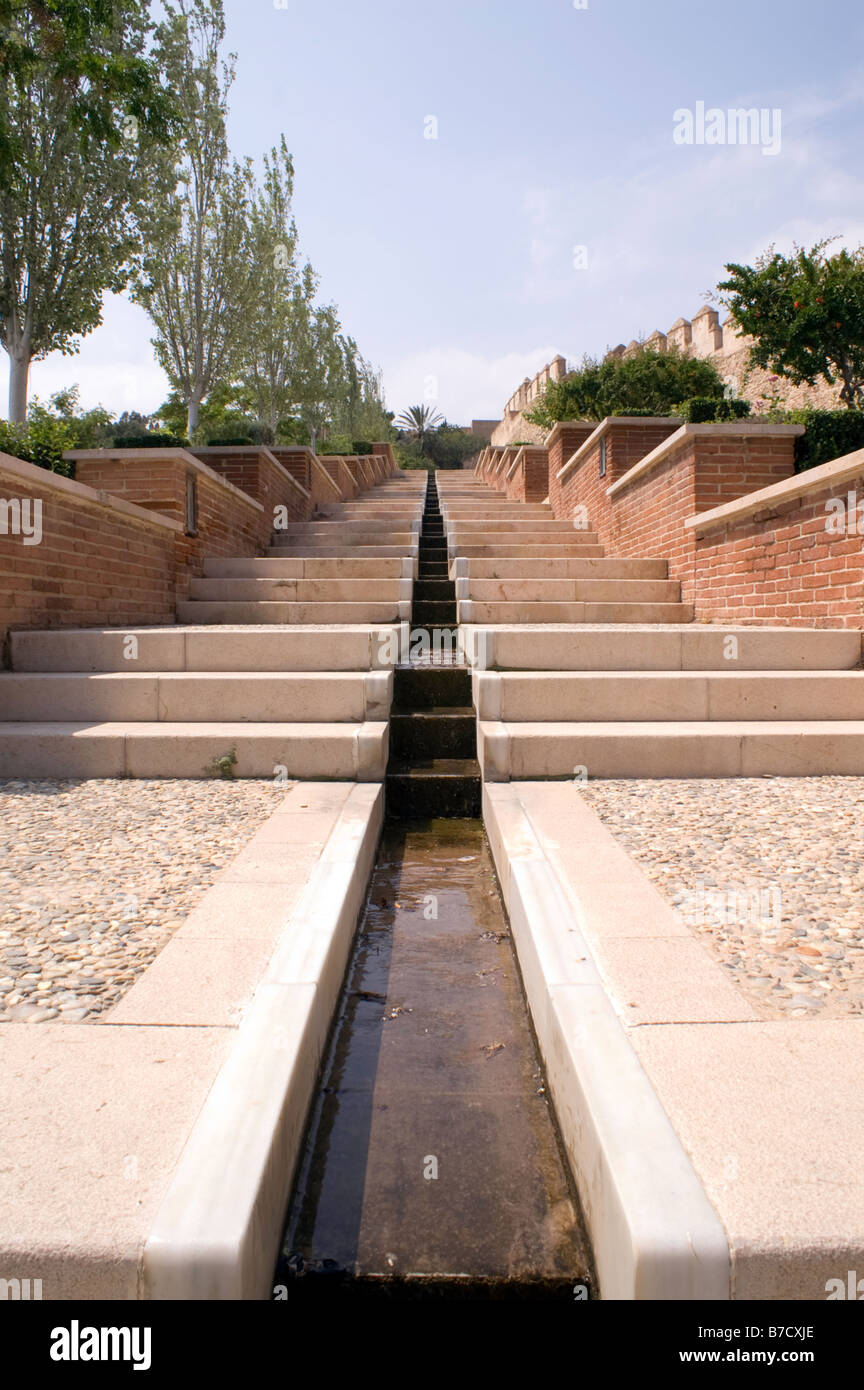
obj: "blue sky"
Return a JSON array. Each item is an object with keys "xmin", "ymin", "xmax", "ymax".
[{"xmin": 6, "ymin": 0, "xmax": 864, "ymax": 424}]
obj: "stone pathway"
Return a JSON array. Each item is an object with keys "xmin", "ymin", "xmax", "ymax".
[
  {"xmin": 0, "ymin": 778, "xmax": 288, "ymax": 1024},
  {"xmin": 581, "ymin": 777, "xmax": 864, "ymax": 1021}
]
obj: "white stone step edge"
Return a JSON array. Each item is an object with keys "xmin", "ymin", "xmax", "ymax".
[
  {"xmin": 142, "ymin": 782, "xmax": 384, "ymax": 1300},
  {"xmin": 482, "ymin": 782, "xmax": 730, "ymax": 1301}
]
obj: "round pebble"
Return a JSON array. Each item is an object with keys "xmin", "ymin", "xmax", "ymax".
[
  {"xmin": 0, "ymin": 778, "xmax": 291, "ymax": 1024},
  {"xmin": 580, "ymin": 777, "xmax": 864, "ymax": 1022}
]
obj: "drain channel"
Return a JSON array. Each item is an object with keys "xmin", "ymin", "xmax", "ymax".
[{"xmin": 273, "ymin": 471, "xmax": 595, "ymax": 1300}]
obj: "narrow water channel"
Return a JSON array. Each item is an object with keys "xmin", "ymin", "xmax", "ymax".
[
  {"xmin": 275, "ymin": 819, "xmax": 594, "ymax": 1299},
  {"xmin": 273, "ymin": 472, "xmax": 595, "ymax": 1299}
]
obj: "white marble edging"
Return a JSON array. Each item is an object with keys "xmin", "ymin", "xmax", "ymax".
[
  {"xmin": 483, "ymin": 782, "xmax": 731, "ymax": 1301},
  {"xmin": 141, "ymin": 782, "xmax": 384, "ymax": 1300}
]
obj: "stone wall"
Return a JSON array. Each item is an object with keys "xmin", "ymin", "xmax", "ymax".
[{"xmin": 608, "ymin": 306, "xmax": 842, "ymax": 413}]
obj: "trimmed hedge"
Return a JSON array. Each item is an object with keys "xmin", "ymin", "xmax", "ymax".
[
  {"xmin": 672, "ymin": 397, "xmax": 751, "ymax": 424},
  {"xmin": 112, "ymin": 433, "xmax": 188, "ymax": 448},
  {"xmin": 789, "ymin": 410, "xmax": 864, "ymax": 472}
]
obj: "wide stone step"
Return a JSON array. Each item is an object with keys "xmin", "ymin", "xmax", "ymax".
[
  {"xmin": 188, "ymin": 577, "xmax": 412, "ymax": 602},
  {"xmin": 458, "ymin": 579, "xmax": 681, "ymax": 603},
  {"xmin": 268, "ymin": 545, "xmax": 418, "ymax": 561},
  {"xmin": 204, "ymin": 557, "xmax": 413, "ymax": 578},
  {"xmin": 457, "ymin": 600, "xmax": 694, "ymax": 624},
  {"xmin": 271, "ymin": 530, "xmax": 418, "ymax": 546},
  {"xmin": 474, "ymin": 670, "xmax": 864, "ymax": 722},
  {"xmin": 176, "ymin": 599, "xmax": 411, "ymax": 625},
  {"xmin": 0, "ymin": 722, "xmax": 389, "ymax": 779},
  {"xmin": 277, "ymin": 521, "xmax": 421, "ymax": 536},
  {"xmin": 478, "ymin": 720, "xmax": 864, "ymax": 779},
  {"xmin": 450, "ymin": 544, "xmax": 606, "ymax": 559},
  {"xmin": 460, "ymin": 624, "xmax": 863, "ymax": 671},
  {"xmin": 0, "ymin": 671, "xmax": 392, "ymax": 722},
  {"xmin": 10, "ymin": 625, "xmax": 406, "ymax": 672},
  {"xmin": 447, "ymin": 525, "xmax": 599, "ymax": 540},
  {"xmin": 453, "ymin": 558, "xmax": 668, "ymax": 579}
]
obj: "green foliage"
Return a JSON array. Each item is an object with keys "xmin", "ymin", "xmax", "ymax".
[
  {"xmin": 113, "ymin": 433, "xmax": 187, "ymax": 447},
  {"xmin": 0, "ymin": 414, "xmax": 72, "ymax": 473},
  {"xmin": 0, "ymin": 0, "xmax": 177, "ymax": 418},
  {"xmin": 525, "ymin": 347, "xmax": 726, "ymax": 429},
  {"xmin": 422, "ymin": 423, "xmax": 483, "ymax": 469},
  {"xmin": 204, "ymin": 746, "xmax": 237, "ymax": 779},
  {"xmin": 672, "ymin": 396, "xmax": 751, "ymax": 423},
  {"xmin": 718, "ymin": 239, "xmax": 864, "ymax": 409},
  {"xmin": 133, "ymin": 0, "xmax": 256, "ymax": 435},
  {"xmin": 786, "ymin": 409, "xmax": 864, "ymax": 472}
]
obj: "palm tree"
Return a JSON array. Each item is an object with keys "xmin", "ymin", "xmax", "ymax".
[{"xmin": 396, "ymin": 403, "xmax": 444, "ymax": 453}]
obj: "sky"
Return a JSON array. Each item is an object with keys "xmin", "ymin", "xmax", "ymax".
[{"xmin": 5, "ymin": 0, "xmax": 864, "ymax": 425}]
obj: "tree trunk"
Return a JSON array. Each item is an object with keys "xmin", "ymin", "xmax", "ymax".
[
  {"xmin": 308, "ymin": 426, "xmax": 317, "ymax": 453},
  {"xmin": 187, "ymin": 395, "xmax": 201, "ymax": 436},
  {"xmin": 7, "ymin": 350, "xmax": 30, "ymax": 423}
]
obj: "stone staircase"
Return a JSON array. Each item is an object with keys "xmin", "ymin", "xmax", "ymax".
[
  {"xmin": 177, "ymin": 479, "xmax": 420, "ymax": 625},
  {"xmin": 0, "ymin": 472, "xmax": 427, "ymax": 778},
  {"xmin": 438, "ymin": 480, "xmax": 692, "ymax": 623},
  {"xmin": 436, "ymin": 471, "xmax": 864, "ymax": 780}
]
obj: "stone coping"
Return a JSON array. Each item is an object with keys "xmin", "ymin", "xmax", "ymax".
[
  {"xmin": 487, "ymin": 783, "xmax": 864, "ymax": 1301},
  {"xmin": 64, "ymin": 448, "xmax": 265, "ymax": 514},
  {"xmin": 0, "ymin": 782, "xmax": 383, "ymax": 1300},
  {"xmin": 556, "ymin": 418, "xmax": 682, "ymax": 484},
  {"xmin": 0, "ymin": 450, "xmax": 184, "ymax": 535},
  {"xmin": 605, "ymin": 422, "xmax": 805, "ymax": 500},
  {"xmin": 685, "ymin": 444, "xmax": 864, "ymax": 534}
]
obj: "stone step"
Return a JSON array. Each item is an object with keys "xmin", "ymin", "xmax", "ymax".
[
  {"xmin": 268, "ymin": 546, "xmax": 418, "ymax": 561},
  {"xmin": 10, "ymin": 625, "xmax": 406, "ymax": 672},
  {"xmin": 271, "ymin": 530, "xmax": 419, "ymax": 546},
  {"xmin": 0, "ymin": 722, "xmax": 389, "ymax": 779},
  {"xmin": 460, "ymin": 624, "xmax": 863, "ymax": 672},
  {"xmin": 204, "ymin": 557, "xmax": 413, "ymax": 579},
  {"xmin": 447, "ymin": 524, "xmax": 599, "ymax": 539},
  {"xmin": 0, "ymin": 671, "xmax": 392, "ymax": 722},
  {"xmin": 474, "ymin": 670, "xmax": 864, "ymax": 722},
  {"xmin": 457, "ymin": 600, "xmax": 694, "ymax": 624},
  {"xmin": 452, "ymin": 558, "xmax": 668, "ymax": 579},
  {"xmin": 478, "ymin": 720, "xmax": 864, "ymax": 779},
  {"xmin": 457, "ymin": 579, "xmax": 681, "ymax": 603},
  {"xmin": 176, "ymin": 599, "xmax": 412, "ymax": 625},
  {"xmin": 450, "ymin": 546, "xmax": 606, "ymax": 562},
  {"xmin": 278, "ymin": 519, "xmax": 421, "ymax": 534},
  {"xmin": 389, "ymin": 707, "xmax": 476, "ymax": 759},
  {"xmin": 385, "ymin": 757, "xmax": 482, "ymax": 818},
  {"xmin": 188, "ymin": 578, "xmax": 412, "ymax": 603}
]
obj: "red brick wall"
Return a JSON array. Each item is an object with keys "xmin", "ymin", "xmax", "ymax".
[
  {"xmin": 546, "ymin": 424, "xmax": 598, "ymax": 518},
  {"xmin": 0, "ymin": 455, "xmax": 177, "ymax": 656},
  {"xmin": 693, "ymin": 470, "xmax": 864, "ymax": 628},
  {"xmin": 72, "ymin": 451, "xmax": 265, "ymax": 596},
  {"xmin": 192, "ymin": 447, "xmax": 313, "ymax": 527},
  {"xmin": 602, "ymin": 431, "xmax": 797, "ymax": 604}
]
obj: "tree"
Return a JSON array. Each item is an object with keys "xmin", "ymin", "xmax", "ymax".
[
  {"xmin": 524, "ymin": 347, "xmax": 725, "ymax": 430},
  {"xmin": 718, "ymin": 240, "xmax": 864, "ymax": 409},
  {"xmin": 234, "ymin": 138, "xmax": 305, "ymax": 442},
  {"xmin": 395, "ymin": 403, "xmax": 444, "ymax": 452},
  {"xmin": 422, "ymin": 422, "xmax": 483, "ymax": 469},
  {"xmin": 294, "ymin": 293, "xmax": 344, "ymax": 453},
  {"xmin": 0, "ymin": 0, "xmax": 175, "ymax": 419},
  {"xmin": 133, "ymin": 0, "xmax": 255, "ymax": 436}
]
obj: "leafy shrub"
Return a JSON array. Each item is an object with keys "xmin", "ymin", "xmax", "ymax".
[
  {"xmin": 0, "ymin": 416, "xmax": 73, "ymax": 474},
  {"xmin": 788, "ymin": 409, "xmax": 864, "ymax": 472},
  {"xmin": 672, "ymin": 397, "xmax": 751, "ymax": 423},
  {"xmin": 525, "ymin": 347, "xmax": 726, "ymax": 428},
  {"xmin": 204, "ymin": 436, "xmax": 253, "ymax": 447}
]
